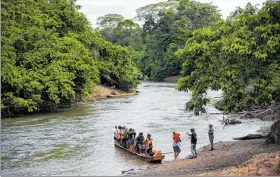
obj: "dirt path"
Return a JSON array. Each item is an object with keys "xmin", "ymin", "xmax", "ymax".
[
  {"xmin": 199, "ymin": 151, "xmax": 280, "ymax": 176},
  {"xmin": 129, "ymin": 139, "xmax": 280, "ymax": 176}
]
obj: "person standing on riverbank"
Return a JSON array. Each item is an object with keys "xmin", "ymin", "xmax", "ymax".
[
  {"xmin": 187, "ymin": 128, "xmax": 197, "ymax": 158},
  {"xmin": 173, "ymin": 138, "xmax": 181, "ymax": 160},
  {"xmin": 208, "ymin": 124, "xmax": 214, "ymax": 151}
]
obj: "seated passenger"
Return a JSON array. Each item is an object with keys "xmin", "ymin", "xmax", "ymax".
[
  {"xmin": 128, "ymin": 128, "xmax": 136, "ymax": 139},
  {"xmin": 136, "ymin": 132, "xmax": 145, "ymax": 154},
  {"xmin": 113, "ymin": 126, "xmax": 117, "ymax": 140},
  {"xmin": 144, "ymin": 134, "xmax": 153, "ymax": 149},
  {"xmin": 126, "ymin": 137, "xmax": 134, "ymax": 146},
  {"xmin": 120, "ymin": 127, "xmax": 125, "ymax": 145},
  {"xmin": 123, "ymin": 127, "xmax": 129, "ymax": 148},
  {"xmin": 117, "ymin": 125, "xmax": 121, "ymax": 143},
  {"xmin": 145, "ymin": 143, "xmax": 154, "ymax": 156}
]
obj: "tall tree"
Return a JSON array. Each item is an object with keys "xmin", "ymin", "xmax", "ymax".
[
  {"xmin": 176, "ymin": 1, "xmax": 280, "ymax": 114},
  {"xmin": 137, "ymin": 0, "xmax": 221, "ymax": 81},
  {"xmin": 1, "ymin": 0, "xmax": 141, "ymax": 117}
]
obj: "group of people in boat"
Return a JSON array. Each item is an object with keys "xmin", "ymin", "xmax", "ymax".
[
  {"xmin": 113, "ymin": 126, "xmax": 154, "ymax": 156},
  {"xmin": 114, "ymin": 124, "xmax": 215, "ymax": 160}
]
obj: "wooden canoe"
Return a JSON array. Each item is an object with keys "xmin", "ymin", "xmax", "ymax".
[{"xmin": 114, "ymin": 141, "xmax": 165, "ymax": 163}]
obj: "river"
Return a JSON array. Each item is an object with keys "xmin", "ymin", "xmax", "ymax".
[{"xmin": 1, "ymin": 81, "xmax": 273, "ymax": 176}]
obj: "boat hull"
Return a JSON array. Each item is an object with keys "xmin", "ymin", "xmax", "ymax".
[{"xmin": 114, "ymin": 141, "xmax": 164, "ymax": 163}]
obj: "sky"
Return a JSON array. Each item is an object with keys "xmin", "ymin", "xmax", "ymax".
[{"xmin": 76, "ymin": 0, "xmax": 266, "ymax": 27}]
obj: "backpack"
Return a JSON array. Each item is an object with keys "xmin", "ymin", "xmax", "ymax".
[{"xmin": 173, "ymin": 132, "xmax": 181, "ymax": 143}]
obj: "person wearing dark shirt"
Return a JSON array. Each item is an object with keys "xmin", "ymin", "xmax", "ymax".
[
  {"xmin": 187, "ymin": 128, "xmax": 197, "ymax": 158},
  {"xmin": 136, "ymin": 132, "xmax": 145, "ymax": 154},
  {"xmin": 208, "ymin": 124, "xmax": 214, "ymax": 151},
  {"xmin": 128, "ymin": 128, "xmax": 136, "ymax": 139},
  {"xmin": 126, "ymin": 128, "xmax": 136, "ymax": 148}
]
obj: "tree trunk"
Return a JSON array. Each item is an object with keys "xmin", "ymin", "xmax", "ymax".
[
  {"xmin": 233, "ymin": 134, "xmax": 266, "ymax": 140},
  {"xmin": 265, "ymin": 119, "xmax": 280, "ymax": 144}
]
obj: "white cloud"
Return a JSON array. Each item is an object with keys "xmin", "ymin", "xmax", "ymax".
[
  {"xmin": 76, "ymin": 0, "xmax": 266, "ymax": 27},
  {"xmin": 198, "ymin": 0, "xmax": 266, "ymax": 17},
  {"xmin": 77, "ymin": 0, "xmax": 164, "ymax": 27}
]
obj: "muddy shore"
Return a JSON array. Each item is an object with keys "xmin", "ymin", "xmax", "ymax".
[
  {"xmin": 127, "ymin": 139, "xmax": 280, "ymax": 176},
  {"xmin": 85, "ymin": 85, "xmax": 138, "ymax": 102}
]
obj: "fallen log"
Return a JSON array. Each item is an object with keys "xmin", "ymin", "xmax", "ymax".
[
  {"xmin": 238, "ymin": 104, "xmax": 280, "ymax": 119},
  {"xmin": 255, "ymin": 108, "xmax": 272, "ymax": 118},
  {"xmin": 238, "ymin": 109, "xmax": 266, "ymax": 114},
  {"xmin": 233, "ymin": 134, "xmax": 266, "ymax": 140},
  {"xmin": 208, "ymin": 113, "xmax": 225, "ymax": 115},
  {"xmin": 239, "ymin": 112, "xmax": 256, "ymax": 119}
]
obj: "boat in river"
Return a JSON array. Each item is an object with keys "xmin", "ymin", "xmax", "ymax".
[{"xmin": 114, "ymin": 141, "xmax": 165, "ymax": 163}]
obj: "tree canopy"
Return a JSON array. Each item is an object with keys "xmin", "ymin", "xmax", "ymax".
[
  {"xmin": 137, "ymin": 0, "xmax": 221, "ymax": 81},
  {"xmin": 176, "ymin": 1, "xmax": 280, "ymax": 114},
  {"xmin": 1, "ymin": 0, "xmax": 141, "ymax": 117}
]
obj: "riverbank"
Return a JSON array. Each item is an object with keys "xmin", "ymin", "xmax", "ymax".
[
  {"xmin": 130, "ymin": 139, "xmax": 280, "ymax": 176},
  {"xmin": 163, "ymin": 75, "xmax": 182, "ymax": 83},
  {"xmin": 85, "ymin": 85, "xmax": 138, "ymax": 102}
]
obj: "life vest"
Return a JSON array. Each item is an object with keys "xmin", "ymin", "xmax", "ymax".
[
  {"xmin": 129, "ymin": 144, "xmax": 135, "ymax": 151},
  {"xmin": 120, "ymin": 129, "xmax": 125, "ymax": 139},
  {"xmin": 144, "ymin": 138, "xmax": 152, "ymax": 149},
  {"xmin": 117, "ymin": 129, "xmax": 121, "ymax": 139},
  {"xmin": 151, "ymin": 148, "xmax": 162, "ymax": 157},
  {"xmin": 155, "ymin": 150, "xmax": 162, "ymax": 156},
  {"xmin": 173, "ymin": 132, "xmax": 181, "ymax": 143}
]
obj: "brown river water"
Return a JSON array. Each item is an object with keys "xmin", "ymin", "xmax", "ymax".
[{"xmin": 1, "ymin": 81, "xmax": 273, "ymax": 176}]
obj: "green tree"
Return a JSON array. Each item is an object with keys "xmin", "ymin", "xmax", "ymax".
[
  {"xmin": 177, "ymin": 1, "xmax": 280, "ymax": 114},
  {"xmin": 137, "ymin": 0, "xmax": 221, "ymax": 80},
  {"xmin": 1, "ymin": 0, "xmax": 141, "ymax": 117}
]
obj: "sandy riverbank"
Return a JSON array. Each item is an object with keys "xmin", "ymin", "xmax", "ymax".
[
  {"xmin": 128, "ymin": 139, "xmax": 280, "ymax": 176},
  {"xmin": 163, "ymin": 75, "xmax": 182, "ymax": 83},
  {"xmin": 85, "ymin": 85, "xmax": 138, "ymax": 101}
]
